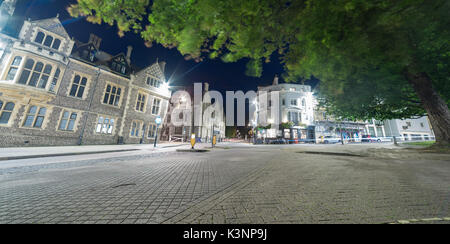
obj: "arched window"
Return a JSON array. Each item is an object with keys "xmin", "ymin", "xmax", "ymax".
[
  {"xmin": 69, "ymin": 75, "xmax": 87, "ymax": 98},
  {"xmin": 43, "ymin": 35, "xmax": 53, "ymax": 47},
  {"xmin": 302, "ymin": 99, "xmax": 306, "ymax": 107},
  {"xmin": 0, "ymin": 101, "xmax": 15, "ymax": 124},
  {"xmin": 23, "ymin": 106, "xmax": 47, "ymax": 128},
  {"xmin": 34, "ymin": 32, "xmax": 45, "ymax": 44},
  {"xmin": 6, "ymin": 56, "xmax": 22, "ymax": 80},
  {"xmin": 17, "ymin": 59, "xmax": 52, "ymax": 89},
  {"xmin": 52, "ymin": 39, "xmax": 61, "ymax": 50}
]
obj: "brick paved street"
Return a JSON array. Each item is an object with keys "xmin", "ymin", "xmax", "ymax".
[{"xmin": 0, "ymin": 143, "xmax": 449, "ymax": 224}]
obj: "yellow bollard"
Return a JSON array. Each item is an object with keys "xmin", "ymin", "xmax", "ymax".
[{"xmin": 190, "ymin": 134, "xmax": 196, "ymax": 149}]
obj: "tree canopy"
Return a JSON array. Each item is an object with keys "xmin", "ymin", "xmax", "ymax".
[{"xmin": 68, "ymin": 0, "xmax": 450, "ymax": 143}]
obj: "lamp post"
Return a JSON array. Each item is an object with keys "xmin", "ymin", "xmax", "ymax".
[{"xmin": 154, "ymin": 116, "xmax": 162, "ymax": 148}]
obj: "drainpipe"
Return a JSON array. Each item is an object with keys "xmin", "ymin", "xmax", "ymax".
[{"xmin": 78, "ymin": 67, "xmax": 101, "ymax": 145}]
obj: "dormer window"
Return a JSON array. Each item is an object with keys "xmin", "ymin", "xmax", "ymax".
[
  {"xmin": 34, "ymin": 31, "xmax": 62, "ymax": 51},
  {"xmin": 146, "ymin": 76, "xmax": 161, "ymax": 88}
]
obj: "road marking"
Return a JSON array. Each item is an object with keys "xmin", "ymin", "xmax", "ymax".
[{"xmin": 389, "ymin": 217, "xmax": 449, "ymax": 224}]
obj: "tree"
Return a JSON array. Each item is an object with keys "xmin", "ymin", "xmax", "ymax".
[{"xmin": 68, "ymin": 0, "xmax": 450, "ymax": 146}]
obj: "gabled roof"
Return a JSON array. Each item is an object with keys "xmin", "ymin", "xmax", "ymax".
[
  {"xmin": 136, "ymin": 61, "xmax": 166, "ymax": 80},
  {"xmin": 30, "ymin": 17, "xmax": 70, "ymax": 38}
]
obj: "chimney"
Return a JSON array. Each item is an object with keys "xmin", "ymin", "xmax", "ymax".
[
  {"xmin": 126, "ymin": 45, "xmax": 133, "ymax": 64},
  {"xmin": 159, "ymin": 61, "xmax": 166, "ymax": 74},
  {"xmin": 273, "ymin": 75, "xmax": 279, "ymax": 86},
  {"xmin": 88, "ymin": 34, "xmax": 102, "ymax": 49}
]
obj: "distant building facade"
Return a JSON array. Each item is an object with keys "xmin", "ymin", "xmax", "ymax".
[
  {"xmin": 161, "ymin": 83, "xmax": 226, "ymax": 143},
  {"xmin": 384, "ymin": 117, "xmax": 435, "ymax": 141},
  {"xmin": 256, "ymin": 76, "xmax": 315, "ymax": 141},
  {"xmin": 0, "ymin": 14, "xmax": 170, "ymax": 147}
]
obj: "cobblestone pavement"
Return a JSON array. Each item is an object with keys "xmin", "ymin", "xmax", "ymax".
[{"xmin": 0, "ymin": 144, "xmax": 449, "ymax": 224}]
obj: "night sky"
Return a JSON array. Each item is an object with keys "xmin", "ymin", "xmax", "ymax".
[{"xmin": 10, "ymin": 0, "xmax": 311, "ymax": 94}]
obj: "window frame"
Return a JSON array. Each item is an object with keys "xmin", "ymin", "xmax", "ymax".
[
  {"xmin": 151, "ymin": 98, "xmax": 161, "ymax": 115},
  {"xmin": 147, "ymin": 123, "xmax": 157, "ymax": 139},
  {"xmin": 146, "ymin": 76, "xmax": 162, "ymax": 88},
  {"xmin": 0, "ymin": 100, "xmax": 16, "ymax": 126},
  {"xmin": 58, "ymin": 110, "xmax": 78, "ymax": 132},
  {"xmin": 95, "ymin": 115, "xmax": 115, "ymax": 135},
  {"xmin": 135, "ymin": 92, "xmax": 147, "ymax": 112},
  {"xmin": 5, "ymin": 56, "xmax": 22, "ymax": 81},
  {"xmin": 130, "ymin": 120, "xmax": 143, "ymax": 138},
  {"xmin": 102, "ymin": 83, "xmax": 123, "ymax": 107},
  {"xmin": 22, "ymin": 105, "xmax": 48, "ymax": 129},
  {"xmin": 17, "ymin": 58, "xmax": 53, "ymax": 89},
  {"xmin": 33, "ymin": 30, "xmax": 63, "ymax": 51}
]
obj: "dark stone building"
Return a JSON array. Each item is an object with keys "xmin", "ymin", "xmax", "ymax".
[{"xmin": 0, "ymin": 14, "xmax": 170, "ymax": 147}]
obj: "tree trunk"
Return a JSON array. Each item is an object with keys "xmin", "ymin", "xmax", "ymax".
[{"xmin": 404, "ymin": 70, "xmax": 450, "ymax": 146}]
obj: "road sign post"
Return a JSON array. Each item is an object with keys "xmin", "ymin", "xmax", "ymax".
[{"xmin": 154, "ymin": 116, "xmax": 162, "ymax": 148}]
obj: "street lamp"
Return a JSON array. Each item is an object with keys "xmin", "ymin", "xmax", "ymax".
[{"xmin": 154, "ymin": 116, "xmax": 162, "ymax": 148}]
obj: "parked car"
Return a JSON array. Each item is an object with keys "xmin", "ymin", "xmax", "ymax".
[
  {"xmin": 323, "ymin": 136, "xmax": 341, "ymax": 144},
  {"xmin": 361, "ymin": 135, "xmax": 381, "ymax": 143},
  {"xmin": 269, "ymin": 138, "xmax": 287, "ymax": 144}
]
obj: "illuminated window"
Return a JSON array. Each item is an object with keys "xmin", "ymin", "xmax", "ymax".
[{"xmin": 96, "ymin": 116, "xmax": 115, "ymax": 134}]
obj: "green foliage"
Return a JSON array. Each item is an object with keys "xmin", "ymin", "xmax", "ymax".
[
  {"xmin": 69, "ymin": 0, "xmax": 450, "ymax": 121},
  {"xmin": 281, "ymin": 122, "xmax": 294, "ymax": 129}
]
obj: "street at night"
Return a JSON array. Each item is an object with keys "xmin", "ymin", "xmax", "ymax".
[{"xmin": 1, "ymin": 143, "xmax": 449, "ymax": 224}]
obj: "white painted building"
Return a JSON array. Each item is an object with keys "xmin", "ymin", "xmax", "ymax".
[
  {"xmin": 384, "ymin": 117, "xmax": 435, "ymax": 141},
  {"xmin": 256, "ymin": 76, "xmax": 315, "ymax": 140}
]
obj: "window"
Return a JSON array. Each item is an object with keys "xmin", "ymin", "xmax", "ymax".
[
  {"xmin": 34, "ymin": 31, "xmax": 61, "ymax": 51},
  {"xmin": 111, "ymin": 62, "xmax": 126, "ymax": 74},
  {"xmin": 43, "ymin": 35, "xmax": 53, "ymax": 47},
  {"xmin": 69, "ymin": 75, "xmax": 88, "ymax": 98},
  {"xmin": 49, "ymin": 68, "xmax": 61, "ymax": 93},
  {"xmin": 34, "ymin": 32, "xmax": 45, "ymax": 44},
  {"xmin": 406, "ymin": 122, "xmax": 412, "ymax": 127},
  {"xmin": 151, "ymin": 98, "xmax": 161, "ymax": 115},
  {"xmin": 288, "ymin": 111, "xmax": 300, "ymax": 124},
  {"xmin": 17, "ymin": 59, "xmax": 52, "ymax": 89},
  {"xmin": 52, "ymin": 39, "xmax": 61, "ymax": 50},
  {"xmin": 130, "ymin": 121, "xmax": 143, "ymax": 137},
  {"xmin": 23, "ymin": 106, "xmax": 47, "ymax": 128},
  {"xmin": 282, "ymin": 99, "xmax": 286, "ymax": 106},
  {"xmin": 290, "ymin": 99, "xmax": 298, "ymax": 106},
  {"xmin": 6, "ymin": 56, "xmax": 22, "ymax": 80},
  {"xmin": 302, "ymin": 99, "xmax": 306, "ymax": 107},
  {"xmin": 289, "ymin": 88, "xmax": 296, "ymax": 92},
  {"xmin": 148, "ymin": 124, "xmax": 157, "ymax": 138},
  {"xmin": 0, "ymin": 101, "xmax": 15, "ymax": 124},
  {"xmin": 136, "ymin": 93, "xmax": 146, "ymax": 112},
  {"xmin": 420, "ymin": 123, "xmax": 424, "ymax": 128},
  {"xmin": 59, "ymin": 111, "xmax": 77, "ymax": 131},
  {"xmin": 103, "ymin": 84, "xmax": 121, "ymax": 106},
  {"xmin": 146, "ymin": 77, "xmax": 161, "ymax": 88},
  {"xmin": 96, "ymin": 116, "xmax": 115, "ymax": 134}
]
